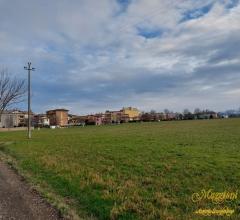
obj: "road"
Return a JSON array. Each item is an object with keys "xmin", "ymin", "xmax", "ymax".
[{"xmin": 0, "ymin": 161, "xmax": 64, "ymax": 220}]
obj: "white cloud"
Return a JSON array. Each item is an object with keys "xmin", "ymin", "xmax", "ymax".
[{"xmin": 0, "ymin": 0, "xmax": 239, "ymax": 113}]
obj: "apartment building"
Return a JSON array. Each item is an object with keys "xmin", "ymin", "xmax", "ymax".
[
  {"xmin": 33, "ymin": 114, "xmax": 50, "ymax": 127},
  {"xmin": 46, "ymin": 109, "xmax": 69, "ymax": 127},
  {"xmin": 0, "ymin": 110, "xmax": 33, "ymax": 128},
  {"xmin": 121, "ymin": 107, "xmax": 140, "ymax": 121}
]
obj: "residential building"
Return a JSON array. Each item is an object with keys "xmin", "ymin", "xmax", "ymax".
[
  {"xmin": 69, "ymin": 114, "xmax": 104, "ymax": 126},
  {"xmin": 121, "ymin": 107, "xmax": 140, "ymax": 121},
  {"xmin": 68, "ymin": 116, "xmax": 86, "ymax": 126},
  {"xmin": 104, "ymin": 110, "xmax": 129, "ymax": 124},
  {"xmin": 33, "ymin": 114, "xmax": 50, "ymax": 127},
  {"xmin": 0, "ymin": 111, "xmax": 17, "ymax": 128},
  {"xmin": 68, "ymin": 114, "xmax": 78, "ymax": 122},
  {"xmin": 0, "ymin": 110, "xmax": 33, "ymax": 128},
  {"xmin": 194, "ymin": 111, "xmax": 218, "ymax": 120},
  {"xmin": 94, "ymin": 113, "xmax": 105, "ymax": 125},
  {"xmin": 165, "ymin": 112, "xmax": 177, "ymax": 120},
  {"xmin": 104, "ymin": 111, "xmax": 114, "ymax": 124},
  {"xmin": 46, "ymin": 109, "xmax": 69, "ymax": 127},
  {"xmin": 85, "ymin": 115, "xmax": 98, "ymax": 125}
]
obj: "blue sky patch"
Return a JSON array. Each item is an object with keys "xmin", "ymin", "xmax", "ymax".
[
  {"xmin": 116, "ymin": 0, "xmax": 132, "ymax": 14},
  {"xmin": 180, "ymin": 3, "xmax": 214, "ymax": 23},
  {"xmin": 225, "ymin": 0, "xmax": 239, "ymax": 9},
  {"xmin": 137, "ymin": 26, "xmax": 164, "ymax": 39}
]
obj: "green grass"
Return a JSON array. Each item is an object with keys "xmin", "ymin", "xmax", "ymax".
[{"xmin": 0, "ymin": 119, "xmax": 240, "ymax": 219}]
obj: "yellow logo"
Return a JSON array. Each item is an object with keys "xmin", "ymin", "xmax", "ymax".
[
  {"xmin": 194, "ymin": 207, "xmax": 234, "ymax": 216},
  {"xmin": 191, "ymin": 189, "xmax": 238, "ymax": 204}
]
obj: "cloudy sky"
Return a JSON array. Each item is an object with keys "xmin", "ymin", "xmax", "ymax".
[{"xmin": 0, "ymin": 0, "xmax": 239, "ymax": 114}]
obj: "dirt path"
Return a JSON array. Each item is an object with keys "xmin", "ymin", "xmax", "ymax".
[{"xmin": 0, "ymin": 161, "xmax": 64, "ymax": 220}]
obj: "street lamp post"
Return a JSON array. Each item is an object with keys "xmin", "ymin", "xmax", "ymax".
[{"xmin": 24, "ymin": 62, "xmax": 35, "ymax": 139}]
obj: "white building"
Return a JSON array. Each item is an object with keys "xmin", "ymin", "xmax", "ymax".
[
  {"xmin": 0, "ymin": 110, "xmax": 32, "ymax": 128},
  {"xmin": 33, "ymin": 114, "xmax": 50, "ymax": 127}
]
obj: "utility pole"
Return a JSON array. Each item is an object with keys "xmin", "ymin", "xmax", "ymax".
[{"xmin": 24, "ymin": 62, "xmax": 35, "ymax": 139}]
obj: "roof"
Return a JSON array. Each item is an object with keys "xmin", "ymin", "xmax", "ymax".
[
  {"xmin": 122, "ymin": 107, "xmax": 139, "ymax": 111},
  {"xmin": 46, "ymin": 109, "xmax": 69, "ymax": 113},
  {"xmin": 1, "ymin": 110, "xmax": 33, "ymax": 114}
]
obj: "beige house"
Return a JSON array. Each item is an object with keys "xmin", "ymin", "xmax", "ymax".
[
  {"xmin": 46, "ymin": 109, "xmax": 69, "ymax": 127},
  {"xmin": 121, "ymin": 107, "xmax": 140, "ymax": 121}
]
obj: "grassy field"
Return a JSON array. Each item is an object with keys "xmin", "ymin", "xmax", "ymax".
[{"xmin": 0, "ymin": 119, "xmax": 240, "ymax": 220}]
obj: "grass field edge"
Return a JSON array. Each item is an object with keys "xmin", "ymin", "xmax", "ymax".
[{"xmin": 0, "ymin": 143, "xmax": 93, "ymax": 220}]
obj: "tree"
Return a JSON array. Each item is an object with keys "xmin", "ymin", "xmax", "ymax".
[
  {"xmin": 194, "ymin": 108, "xmax": 201, "ymax": 114},
  {"xmin": 183, "ymin": 108, "xmax": 190, "ymax": 115},
  {"xmin": 164, "ymin": 109, "xmax": 170, "ymax": 114},
  {"xmin": 150, "ymin": 110, "xmax": 156, "ymax": 115},
  {"xmin": 0, "ymin": 69, "xmax": 26, "ymax": 120}
]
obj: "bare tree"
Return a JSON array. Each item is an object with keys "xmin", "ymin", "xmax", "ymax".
[
  {"xmin": 164, "ymin": 109, "xmax": 170, "ymax": 114},
  {"xmin": 194, "ymin": 108, "xmax": 201, "ymax": 114},
  {"xmin": 183, "ymin": 108, "xmax": 191, "ymax": 115},
  {"xmin": 150, "ymin": 109, "xmax": 156, "ymax": 114},
  {"xmin": 0, "ymin": 69, "xmax": 27, "ymax": 120}
]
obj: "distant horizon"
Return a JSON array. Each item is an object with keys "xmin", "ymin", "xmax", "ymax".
[{"xmin": 9, "ymin": 104, "xmax": 240, "ymax": 116}]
